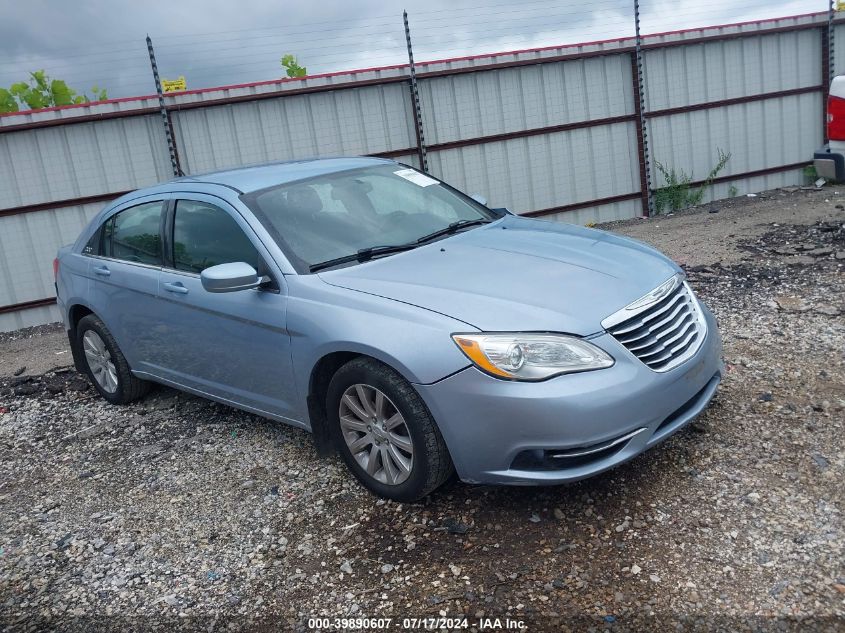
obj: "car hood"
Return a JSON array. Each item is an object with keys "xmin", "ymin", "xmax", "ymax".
[{"xmin": 317, "ymin": 215, "xmax": 680, "ymax": 335}]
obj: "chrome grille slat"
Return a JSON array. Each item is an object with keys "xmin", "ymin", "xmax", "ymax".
[
  {"xmin": 604, "ymin": 277, "xmax": 707, "ymax": 373},
  {"xmin": 610, "ymin": 291, "xmax": 686, "ymax": 335},
  {"xmin": 616, "ymin": 301, "xmax": 691, "ymax": 345},
  {"xmin": 627, "ymin": 317, "xmax": 696, "ymax": 355}
]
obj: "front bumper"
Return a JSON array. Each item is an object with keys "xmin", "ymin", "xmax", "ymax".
[{"xmin": 416, "ymin": 305, "xmax": 723, "ymax": 485}]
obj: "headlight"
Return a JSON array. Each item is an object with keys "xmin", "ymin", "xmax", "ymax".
[{"xmin": 451, "ymin": 333, "xmax": 614, "ymax": 381}]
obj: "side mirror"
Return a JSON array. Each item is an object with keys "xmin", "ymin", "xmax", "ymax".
[
  {"xmin": 470, "ymin": 193, "xmax": 488, "ymax": 206},
  {"xmin": 201, "ymin": 262, "xmax": 261, "ymax": 293}
]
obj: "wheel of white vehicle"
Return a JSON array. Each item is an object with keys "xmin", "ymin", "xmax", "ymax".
[
  {"xmin": 76, "ymin": 314, "xmax": 150, "ymax": 405},
  {"xmin": 327, "ymin": 357, "xmax": 453, "ymax": 502}
]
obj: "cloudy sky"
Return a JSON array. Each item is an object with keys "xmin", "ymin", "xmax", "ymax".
[{"xmin": 0, "ymin": 0, "xmax": 822, "ymax": 103}]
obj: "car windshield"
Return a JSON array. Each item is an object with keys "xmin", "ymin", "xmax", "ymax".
[{"xmin": 240, "ymin": 164, "xmax": 497, "ymax": 272}]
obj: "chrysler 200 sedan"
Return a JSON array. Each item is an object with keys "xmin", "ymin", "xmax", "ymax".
[{"xmin": 55, "ymin": 157, "xmax": 723, "ymax": 501}]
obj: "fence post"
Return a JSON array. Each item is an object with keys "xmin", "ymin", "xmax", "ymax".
[
  {"xmin": 632, "ymin": 0, "xmax": 653, "ymax": 217},
  {"xmin": 146, "ymin": 35, "xmax": 183, "ymax": 177},
  {"xmin": 403, "ymin": 11, "xmax": 429, "ymax": 173}
]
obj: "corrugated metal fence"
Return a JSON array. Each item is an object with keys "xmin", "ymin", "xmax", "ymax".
[{"xmin": 0, "ymin": 12, "xmax": 835, "ymax": 331}]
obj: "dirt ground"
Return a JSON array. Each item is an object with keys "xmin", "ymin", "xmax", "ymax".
[{"xmin": 1, "ymin": 188, "xmax": 843, "ymax": 632}]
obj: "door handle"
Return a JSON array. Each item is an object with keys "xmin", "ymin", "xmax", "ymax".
[
  {"xmin": 93, "ymin": 266, "xmax": 110, "ymax": 277},
  {"xmin": 162, "ymin": 281, "xmax": 189, "ymax": 295}
]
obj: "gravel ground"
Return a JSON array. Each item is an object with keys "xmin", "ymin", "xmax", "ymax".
[{"xmin": 1, "ymin": 188, "xmax": 843, "ymax": 632}]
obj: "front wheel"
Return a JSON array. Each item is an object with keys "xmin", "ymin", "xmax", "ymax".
[
  {"xmin": 76, "ymin": 314, "xmax": 150, "ymax": 405},
  {"xmin": 327, "ymin": 357, "xmax": 453, "ymax": 502}
]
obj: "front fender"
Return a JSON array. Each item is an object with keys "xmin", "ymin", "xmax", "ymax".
[{"xmin": 286, "ymin": 275, "xmax": 473, "ymax": 413}]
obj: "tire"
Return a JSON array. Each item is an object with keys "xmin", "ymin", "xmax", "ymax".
[
  {"xmin": 76, "ymin": 314, "xmax": 150, "ymax": 405},
  {"xmin": 327, "ymin": 357, "xmax": 454, "ymax": 502}
]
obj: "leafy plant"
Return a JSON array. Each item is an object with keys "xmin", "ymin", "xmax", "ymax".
[
  {"xmin": 0, "ymin": 70, "xmax": 108, "ymax": 113},
  {"xmin": 653, "ymin": 148, "xmax": 731, "ymax": 214},
  {"xmin": 728, "ymin": 185, "xmax": 738, "ymax": 197},
  {"xmin": 803, "ymin": 165, "xmax": 818, "ymax": 181},
  {"xmin": 280, "ymin": 54, "xmax": 307, "ymax": 78}
]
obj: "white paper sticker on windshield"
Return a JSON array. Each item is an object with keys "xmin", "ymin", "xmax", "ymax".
[{"xmin": 394, "ymin": 168, "xmax": 439, "ymax": 187}]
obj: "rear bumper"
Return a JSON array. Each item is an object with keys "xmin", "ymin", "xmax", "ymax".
[
  {"xmin": 814, "ymin": 146, "xmax": 845, "ymax": 182},
  {"xmin": 416, "ymin": 305, "xmax": 723, "ymax": 485}
]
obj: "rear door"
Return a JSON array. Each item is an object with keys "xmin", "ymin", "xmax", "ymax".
[
  {"xmin": 153, "ymin": 194, "xmax": 296, "ymax": 420},
  {"xmin": 86, "ymin": 197, "xmax": 167, "ymax": 372}
]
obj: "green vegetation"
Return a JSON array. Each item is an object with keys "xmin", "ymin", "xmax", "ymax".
[
  {"xmin": 280, "ymin": 54, "xmax": 307, "ymax": 78},
  {"xmin": 653, "ymin": 148, "xmax": 731, "ymax": 214},
  {"xmin": 728, "ymin": 184, "xmax": 738, "ymax": 197},
  {"xmin": 0, "ymin": 70, "xmax": 107, "ymax": 113}
]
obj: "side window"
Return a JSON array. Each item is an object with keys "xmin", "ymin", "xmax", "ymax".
[
  {"xmin": 172, "ymin": 199, "xmax": 261, "ymax": 274},
  {"xmin": 101, "ymin": 201, "xmax": 164, "ymax": 265}
]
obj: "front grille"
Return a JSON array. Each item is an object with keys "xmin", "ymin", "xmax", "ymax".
[{"xmin": 605, "ymin": 279, "xmax": 706, "ymax": 372}]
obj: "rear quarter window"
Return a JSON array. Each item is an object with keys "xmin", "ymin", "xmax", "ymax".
[{"xmin": 101, "ymin": 201, "xmax": 164, "ymax": 265}]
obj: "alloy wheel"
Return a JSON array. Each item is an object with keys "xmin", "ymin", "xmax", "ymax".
[
  {"xmin": 83, "ymin": 330, "xmax": 118, "ymax": 394},
  {"xmin": 339, "ymin": 383, "xmax": 414, "ymax": 485}
]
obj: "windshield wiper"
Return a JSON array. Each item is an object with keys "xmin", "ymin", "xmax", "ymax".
[
  {"xmin": 415, "ymin": 218, "xmax": 491, "ymax": 245},
  {"xmin": 309, "ymin": 219, "xmax": 491, "ymax": 273},
  {"xmin": 309, "ymin": 243, "xmax": 419, "ymax": 273}
]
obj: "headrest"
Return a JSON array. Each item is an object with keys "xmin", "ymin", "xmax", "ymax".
[{"xmin": 285, "ymin": 185, "xmax": 323, "ymax": 214}]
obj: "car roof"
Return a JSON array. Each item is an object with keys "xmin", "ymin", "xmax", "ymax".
[
  {"xmin": 172, "ymin": 156, "xmax": 394, "ymax": 193},
  {"xmin": 110, "ymin": 156, "xmax": 397, "ymax": 208}
]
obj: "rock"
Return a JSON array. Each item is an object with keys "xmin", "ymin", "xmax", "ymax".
[
  {"xmin": 807, "ymin": 247, "xmax": 833, "ymax": 256},
  {"xmin": 650, "ymin": 575, "xmax": 661, "ymax": 583},
  {"xmin": 13, "ymin": 366, "xmax": 25, "ymax": 376},
  {"xmin": 631, "ymin": 564, "xmax": 641, "ymax": 575},
  {"xmin": 340, "ymin": 561, "xmax": 353, "ymax": 574},
  {"xmin": 240, "ymin": 480, "xmax": 257, "ymax": 490},
  {"xmin": 553, "ymin": 508, "xmax": 564, "ymax": 520},
  {"xmin": 774, "ymin": 296, "xmax": 810, "ymax": 312},
  {"xmin": 758, "ymin": 392, "xmax": 773, "ymax": 402},
  {"xmin": 442, "ymin": 518, "xmax": 469, "ymax": 534},
  {"xmin": 529, "ymin": 514, "xmax": 541, "ymax": 523},
  {"xmin": 811, "ymin": 453, "xmax": 830, "ymax": 470},
  {"xmin": 13, "ymin": 382, "xmax": 39, "ymax": 396},
  {"xmin": 836, "ymin": 251, "xmax": 845, "ymax": 260},
  {"xmin": 161, "ymin": 594, "xmax": 178, "ymax": 607},
  {"xmin": 380, "ymin": 564, "xmax": 394, "ymax": 574}
]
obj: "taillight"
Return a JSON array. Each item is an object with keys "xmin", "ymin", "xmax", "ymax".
[
  {"xmin": 828, "ymin": 95, "xmax": 845, "ymax": 141},
  {"xmin": 53, "ymin": 258, "xmax": 59, "ymax": 281}
]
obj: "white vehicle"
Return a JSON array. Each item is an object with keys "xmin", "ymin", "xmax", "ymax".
[{"xmin": 815, "ymin": 75, "xmax": 845, "ymax": 181}]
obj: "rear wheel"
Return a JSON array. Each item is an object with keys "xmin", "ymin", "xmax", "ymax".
[
  {"xmin": 327, "ymin": 357, "xmax": 453, "ymax": 502},
  {"xmin": 76, "ymin": 314, "xmax": 150, "ymax": 404}
]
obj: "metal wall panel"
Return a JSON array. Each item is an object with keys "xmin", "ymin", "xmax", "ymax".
[
  {"xmin": 0, "ymin": 304, "xmax": 61, "ymax": 333},
  {"xmin": 0, "ymin": 116, "xmax": 172, "ymax": 209},
  {"xmin": 0, "ymin": 201, "xmax": 105, "ymax": 328},
  {"xmin": 536, "ymin": 199, "xmax": 643, "ymax": 226},
  {"xmin": 644, "ymin": 29, "xmax": 822, "ymax": 111},
  {"xmin": 418, "ymin": 54, "xmax": 634, "ymax": 144},
  {"xmin": 426, "ymin": 122, "xmax": 641, "ymax": 218},
  {"xmin": 647, "ymin": 92, "xmax": 821, "ymax": 197},
  {"xmin": 171, "ymin": 83, "xmax": 417, "ymax": 174}
]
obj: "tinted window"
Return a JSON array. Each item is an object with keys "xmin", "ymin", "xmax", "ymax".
[
  {"xmin": 102, "ymin": 201, "xmax": 163, "ymax": 265},
  {"xmin": 173, "ymin": 200, "xmax": 261, "ymax": 274}
]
